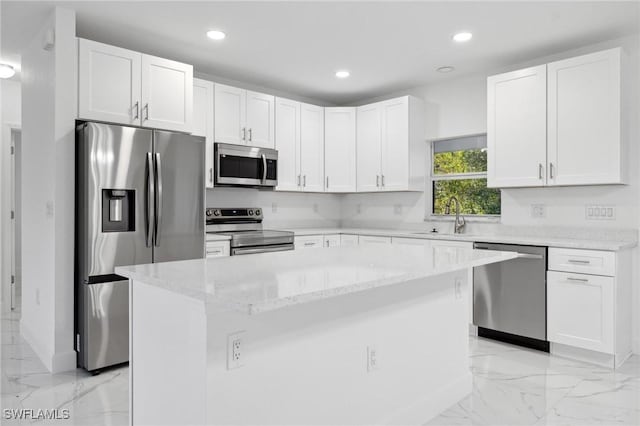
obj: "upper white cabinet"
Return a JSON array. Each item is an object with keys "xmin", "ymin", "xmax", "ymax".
[
  {"xmin": 324, "ymin": 107, "xmax": 356, "ymax": 192},
  {"xmin": 193, "ymin": 78, "xmax": 214, "ymax": 188},
  {"xmin": 78, "ymin": 39, "xmax": 193, "ymax": 132},
  {"xmin": 487, "ymin": 65, "xmax": 547, "ymax": 188},
  {"xmin": 276, "ymin": 98, "xmax": 325, "ymax": 193},
  {"xmin": 547, "ymin": 49, "xmax": 622, "ymax": 186},
  {"xmin": 300, "ymin": 103, "xmax": 325, "ymax": 192},
  {"xmin": 275, "ymin": 97, "xmax": 301, "ymax": 191},
  {"xmin": 214, "ymin": 83, "xmax": 275, "ymax": 148},
  {"xmin": 487, "ymin": 48, "xmax": 624, "ymax": 188},
  {"xmin": 356, "ymin": 96, "xmax": 425, "ymax": 192}
]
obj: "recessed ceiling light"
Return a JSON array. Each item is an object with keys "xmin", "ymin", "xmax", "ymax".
[
  {"xmin": 335, "ymin": 70, "xmax": 350, "ymax": 79},
  {"xmin": 437, "ymin": 66, "xmax": 455, "ymax": 73},
  {"xmin": 0, "ymin": 64, "xmax": 15, "ymax": 79},
  {"xmin": 452, "ymin": 32, "xmax": 473, "ymax": 43},
  {"xmin": 206, "ymin": 30, "xmax": 226, "ymax": 41}
]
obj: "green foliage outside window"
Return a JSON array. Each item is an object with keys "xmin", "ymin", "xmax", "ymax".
[{"xmin": 432, "ymin": 149, "xmax": 501, "ymax": 216}]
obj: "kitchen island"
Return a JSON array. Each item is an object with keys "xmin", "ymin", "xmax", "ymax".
[{"xmin": 116, "ymin": 245, "xmax": 516, "ymax": 426}]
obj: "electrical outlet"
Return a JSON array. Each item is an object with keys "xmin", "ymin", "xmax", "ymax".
[
  {"xmin": 356, "ymin": 204, "xmax": 362, "ymax": 214},
  {"xmin": 394, "ymin": 204, "xmax": 402, "ymax": 215},
  {"xmin": 271, "ymin": 202, "xmax": 277, "ymax": 213},
  {"xmin": 530, "ymin": 204, "xmax": 546, "ymax": 218},
  {"xmin": 227, "ymin": 331, "xmax": 245, "ymax": 370},
  {"xmin": 367, "ymin": 346, "xmax": 378, "ymax": 372},
  {"xmin": 586, "ymin": 205, "xmax": 615, "ymax": 220}
]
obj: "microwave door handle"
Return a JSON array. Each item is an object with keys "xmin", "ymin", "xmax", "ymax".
[
  {"xmin": 145, "ymin": 152, "xmax": 154, "ymax": 247},
  {"xmin": 154, "ymin": 153, "xmax": 163, "ymax": 247},
  {"xmin": 261, "ymin": 154, "xmax": 267, "ymax": 183}
]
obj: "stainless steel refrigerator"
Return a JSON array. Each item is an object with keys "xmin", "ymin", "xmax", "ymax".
[{"xmin": 75, "ymin": 121, "xmax": 205, "ymax": 371}]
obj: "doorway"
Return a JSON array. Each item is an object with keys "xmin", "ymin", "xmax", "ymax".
[{"xmin": 9, "ymin": 128, "xmax": 21, "ymax": 311}]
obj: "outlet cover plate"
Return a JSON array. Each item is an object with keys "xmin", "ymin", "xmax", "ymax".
[
  {"xmin": 530, "ymin": 204, "xmax": 546, "ymax": 218},
  {"xmin": 227, "ymin": 331, "xmax": 245, "ymax": 370},
  {"xmin": 586, "ymin": 205, "xmax": 615, "ymax": 220}
]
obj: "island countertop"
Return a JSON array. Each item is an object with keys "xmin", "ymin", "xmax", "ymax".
[{"xmin": 116, "ymin": 245, "xmax": 517, "ymax": 315}]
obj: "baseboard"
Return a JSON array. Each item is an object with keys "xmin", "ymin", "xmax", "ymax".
[
  {"xmin": 551, "ymin": 342, "xmax": 617, "ymax": 368},
  {"xmin": 20, "ymin": 318, "xmax": 77, "ymax": 373},
  {"xmin": 381, "ymin": 372, "xmax": 472, "ymax": 425}
]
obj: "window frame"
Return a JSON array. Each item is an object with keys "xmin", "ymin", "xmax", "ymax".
[{"xmin": 426, "ymin": 133, "xmax": 501, "ymax": 222}]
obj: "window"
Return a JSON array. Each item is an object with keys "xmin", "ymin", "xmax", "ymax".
[{"xmin": 430, "ymin": 134, "xmax": 500, "ymax": 217}]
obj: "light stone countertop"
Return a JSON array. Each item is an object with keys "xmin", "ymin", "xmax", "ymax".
[
  {"xmin": 116, "ymin": 245, "xmax": 517, "ymax": 315},
  {"xmin": 287, "ymin": 227, "xmax": 637, "ymax": 251}
]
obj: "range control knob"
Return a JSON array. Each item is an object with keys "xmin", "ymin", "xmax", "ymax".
[
  {"xmin": 206, "ymin": 210, "xmax": 213, "ymax": 217},
  {"xmin": 213, "ymin": 210, "xmax": 221, "ymax": 216},
  {"xmin": 248, "ymin": 209, "xmax": 254, "ymax": 216},
  {"xmin": 255, "ymin": 209, "xmax": 261, "ymax": 216}
]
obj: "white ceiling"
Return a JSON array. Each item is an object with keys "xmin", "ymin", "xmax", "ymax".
[{"xmin": 2, "ymin": 1, "xmax": 639, "ymax": 104}]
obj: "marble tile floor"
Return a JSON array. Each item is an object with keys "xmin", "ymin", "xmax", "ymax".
[{"xmin": 1, "ymin": 307, "xmax": 638, "ymax": 426}]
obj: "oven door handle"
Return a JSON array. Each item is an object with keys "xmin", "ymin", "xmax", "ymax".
[{"xmin": 232, "ymin": 244, "xmax": 293, "ymax": 256}]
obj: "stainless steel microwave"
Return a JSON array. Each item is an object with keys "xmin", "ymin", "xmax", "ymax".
[{"xmin": 214, "ymin": 143, "xmax": 278, "ymax": 188}]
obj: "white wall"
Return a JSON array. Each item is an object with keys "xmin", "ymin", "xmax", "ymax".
[
  {"xmin": 20, "ymin": 7, "xmax": 77, "ymax": 373},
  {"xmin": 206, "ymin": 188, "xmax": 341, "ymax": 229}
]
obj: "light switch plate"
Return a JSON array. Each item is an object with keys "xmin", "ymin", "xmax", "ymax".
[{"xmin": 585, "ymin": 205, "xmax": 615, "ymax": 220}]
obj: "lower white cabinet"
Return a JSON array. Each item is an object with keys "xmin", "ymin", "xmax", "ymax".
[
  {"xmin": 295, "ymin": 235, "xmax": 324, "ymax": 249},
  {"xmin": 340, "ymin": 235, "xmax": 359, "ymax": 247},
  {"xmin": 547, "ymin": 247, "xmax": 631, "ymax": 367},
  {"xmin": 547, "ymin": 271, "xmax": 614, "ymax": 353},
  {"xmin": 358, "ymin": 235, "xmax": 391, "ymax": 245},
  {"xmin": 324, "ymin": 235, "xmax": 341, "ymax": 248},
  {"xmin": 205, "ymin": 240, "xmax": 230, "ymax": 258}
]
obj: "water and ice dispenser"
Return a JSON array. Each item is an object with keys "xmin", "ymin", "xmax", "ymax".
[{"xmin": 102, "ymin": 189, "xmax": 135, "ymax": 232}]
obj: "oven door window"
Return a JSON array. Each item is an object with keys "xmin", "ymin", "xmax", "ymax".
[{"xmin": 219, "ymin": 155, "xmax": 262, "ymax": 180}]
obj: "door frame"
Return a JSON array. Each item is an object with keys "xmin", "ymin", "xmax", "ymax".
[{"xmin": 1, "ymin": 122, "xmax": 21, "ymax": 312}]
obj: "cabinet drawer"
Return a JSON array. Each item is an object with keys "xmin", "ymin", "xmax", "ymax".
[
  {"xmin": 548, "ymin": 248, "xmax": 615, "ymax": 276},
  {"xmin": 324, "ymin": 235, "xmax": 341, "ymax": 248},
  {"xmin": 547, "ymin": 271, "xmax": 614, "ymax": 353},
  {"xmin": 358, "ymin": 235, "xmax": 392, "ymax": 245},
  {"xmin": 206, "ymin": 241, "xmax": 230, "ymax": 258},
  {"xmin": 295, "ymin": 235, "xmax": 324, "ymax": 249},
  {"xmin": 340, "ymin": 234, "xmax": 359, "ymax": 247}
]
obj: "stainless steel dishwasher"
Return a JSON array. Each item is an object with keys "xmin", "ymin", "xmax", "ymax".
[{"xmin": 473, "ymin": 243, "xmax": 549, "ymax": 351}]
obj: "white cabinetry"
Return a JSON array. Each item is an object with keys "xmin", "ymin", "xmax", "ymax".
[
  {"xmin": 300, "ymin": 103, "xmax": 325, "ymax": 192},
  {"xmin": 358, "ymin": 235, "xmax": 392, "ymax": 245},
  {"xmin": 356, "ymin": 96, "xmax": 425, "ymax": 192},
  {"xmin": 205, "ymin": 239, "xmax": 230, "ymax": 258},
  {"xmin": 392, "ymin": 237, "xmax": 430, "ymax": 247},
  {"xmin": 193, "ymin": 78, "xmax": 214, "ymax": 188},
  {"xmin": 78, "ymin": 39, "xmax": 193, "ymax": 132},
  {"xmin": 294, "ymin": 235, "xmax": 324, "ymax": 249},
  {"xmin": 487, "ymin": 48, "xmax": 624, "ymax": 188},
  {"xmin": 325, "ymin": 108, "xmax": 356, "ymax": 192},
  {"xmin": 324, "ymin": 235, "xmax": 341, "ymax": 248},
  {"xmin": 340, "ymin": 234, "xmax": 359, "ymax": 247},
  {"xmin": 276, "ymin": 99, "xmax": 325, "ymax": 192},
  {"xmin": 547, "ymin": 247, "xmax": 631, "ymax": 367},
  {"xmin": 214, "ymin": 84, "xmax": 275, "ymax": 148}
]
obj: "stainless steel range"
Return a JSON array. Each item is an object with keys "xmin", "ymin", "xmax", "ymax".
[{"xmin": 206, "ymin": 207, "xmax": 294, "ymax": 255}]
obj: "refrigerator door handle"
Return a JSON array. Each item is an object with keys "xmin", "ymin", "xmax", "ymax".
[
  {"xmin": 154, "ymin": 153, "xmax": 163, "ymax": 247},
  {"xmin": 145, "ymin": 152, "xmax": 154, "ymax": 247}
]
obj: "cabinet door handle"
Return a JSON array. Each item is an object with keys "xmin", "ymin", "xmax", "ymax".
[
  {"xmin": 303, "ymin": 175, "xmax": 307, "ymax": 187},
  {"xmin": 376, "ymin": 175, "xmax": 380, "ymax": 187},
  {"xmin": 566, "ymin": 276, "xmax": 589, "ymax": 283},
  {"xmin": 248, "ymin": 128, "xmax": 253, "ymax": 142},
  {"xmin": 381, "ymin": 175, "xmax": 385, "ymax": 187},
  {"xmin": 241, "ymin": 127, "xmax": 246, "ymax": 141},
  {"xmin": 297, "ymin": 175, "xmax": 301, "ymax": 187},
  {"xmin": 549, "ymin": 162, "xmax": 554, "ymax": 179},
  {"xmin": 326, "ymin": 176, "xmax": 329, "ymax": 189},
  {"xmin": 143, "ymin": 103, "xmax": 149, "ymax": 121},
  {"xmin": 304, "ymin": 242, "xmax": 315, "ymax": 246},
  {"xmin": 538, "ymin": 163, "xmax": 543, "ymax": 180},
  {"xmin": 209, "ymin": 168, "xmax": 213, "ymax": 184},
  {"xmin": 567, "ymin": 259, "xmax": 590, "ymax": 264},
  {"xmin": 133, "ymin": 101, "xmax": 139, "ymax": 120}
]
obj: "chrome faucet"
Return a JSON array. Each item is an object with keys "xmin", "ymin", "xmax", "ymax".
[{"xmin": 445, "ymin": 196, "xmax": 466, "ymax": 234}]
